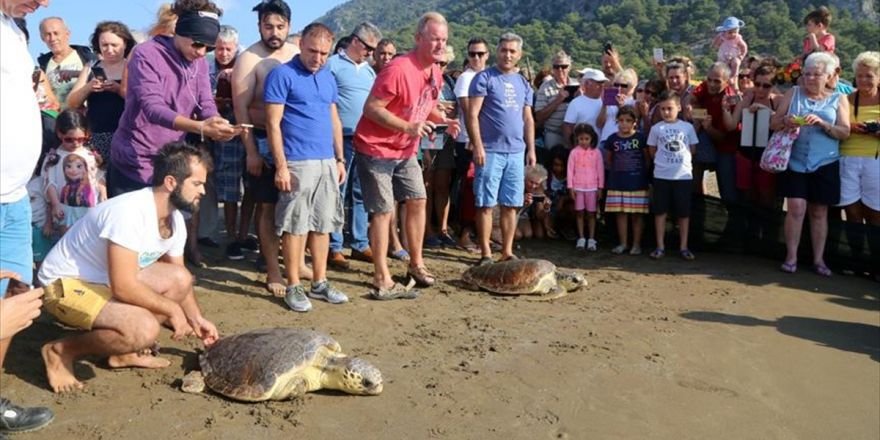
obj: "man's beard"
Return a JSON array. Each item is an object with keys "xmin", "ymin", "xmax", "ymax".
[
  {"xmin": 261, "ymin": 36, "xmax": 284, "ymax": 51},
  {"xmin": 170, "ymin": 186, "xmax": 199, "ymax": 213}
]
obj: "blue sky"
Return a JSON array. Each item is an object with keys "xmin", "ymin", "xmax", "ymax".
[{"xmin": 23, "ymin": 0, "xmax": 347, "ymax": 59}]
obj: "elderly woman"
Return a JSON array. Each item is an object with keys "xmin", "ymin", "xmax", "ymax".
[
  {"xmin": 597, "ymin": 68, "xmax": 638, "ymax": 147},
  {"xmin": 534, "ymin": 51, "xmax": 579, "ymax": 152},
  {"xmin": 839, "ymin": 51, "xmax": 880, "ymax": 264},
  {"xmin": 771, "ymin": 52, "xmax": 851, "ymax": 276},
  {"xmin": 67, "ymin": 21, "xmax": 136, "ymax": 165}
]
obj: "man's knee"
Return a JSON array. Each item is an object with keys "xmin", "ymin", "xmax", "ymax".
[
  {"xmin": 168, "ymin": 265, "xmax": 194, "ymax": 297},
  {"xmin": 118, "ymin": 309, "xmax": 161, "ymax": 349}
]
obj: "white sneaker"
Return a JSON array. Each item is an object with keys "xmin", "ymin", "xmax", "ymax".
[
  {"xmin": 575, "ymin": 238, "xmax": 586, "ymax": 249},
  {"xmin": 587, "ymin": 239, "xmax": 598, "ymax": 252},
  {"xmin": 308, "ymin": 280, "xmax": 349, "ymax": 304},
  {"xmin": 284, "ymin": 285, "xmax": 312, "ymax": 312}
]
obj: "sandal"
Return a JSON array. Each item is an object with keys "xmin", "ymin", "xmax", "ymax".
[
  {"xmin": 389, "ymin": 249, "xmax": 411, "ymax": 262},
  {"xmin": 649, "ymin": 248, "xmax": 665, "ymax": 260},
  {"xmin": 499, "ymin": 254, "xmax": 519, "ymax": 262},
  {"xmin": 679, "ymin": 249, "xmax": 695, "ymax": 261},
  {"xmin": 477, "ymin": 256, "xmax": 494, "ymax": 266},
  {"xmin": 812, "ymin": 264, "xmax": 832, "ymax": 277},
  {"xmin": 779, "ymin": 262, "xmax": 797, "ymax": 274},
  {"xmin": 407, "ymin": 265, "xmax": 436, "ymax": 287},
  {"xmin": 457, "ymin": 243, "xmax": 481, "ymax": 254},
  {"xmin": 369, "ymin": 281, "xmax": 420, "ymax": 300}
]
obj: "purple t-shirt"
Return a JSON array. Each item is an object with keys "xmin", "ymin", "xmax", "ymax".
[
  {"xmin": 264, "ymin": 55, "xmax": 339, "ymax": 161},
  {"xmin": 111, "ymin": 36, "xmax": 218, "ymax": 184},
  {"xmin": 469, "ymin": 66, "xmax": 533, "ymax": 153},
  {"xmin": 606, "ymin": 133, "xmax": 649, "ymax": 191}
]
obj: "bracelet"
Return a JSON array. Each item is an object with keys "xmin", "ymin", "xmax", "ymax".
[{"xmin": 199, "ymin": 121, "xmax": 205, "ymax": 142}]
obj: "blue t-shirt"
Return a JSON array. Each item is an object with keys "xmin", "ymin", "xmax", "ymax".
[
  {"xmin": 327, "ymin": 52, "xmax": 375, "ymax": 136},
  {"xmin": 469, "ymin": 66, "xmax": 534, "ymax": 153},
  {"xmin": 606, "ymin": 133, "xmax": 649, "ymax": 191},
  {"xmin": 264, "ymin": 55, "xmax": 339, "ymax": 161}
]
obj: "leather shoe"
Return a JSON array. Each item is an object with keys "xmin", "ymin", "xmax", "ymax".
[
  {"xmin": 350, "ymin": 247, "xmax": 374, "ymax": 263},
  {"xmin": 0, "ymin": 398, "xmax": 54, "ymax": 434},
  {"xmin": 327, "ymin": 251, "xmax": 350, "ymax": 269}
]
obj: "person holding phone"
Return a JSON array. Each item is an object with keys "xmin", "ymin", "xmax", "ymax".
[
  {"xmin": 534, "ymin": 51, "xmax": 579, "ymax": 157},
  {"xmin": 597, "ymin": 69, "xmax": 639, "ymax": 150},
  {"xmin": 67, "ymin": 21, "xmax": 136, "ymax": 166}
]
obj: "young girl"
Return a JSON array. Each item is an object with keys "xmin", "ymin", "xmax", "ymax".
[
  {"xmin": 603, "ymin": 106, "xmax": 650, "ymax": 255},
  {"xmin": 712, "ymin": 17, "xmax": 748, "ymax": 90},
  {"xmin": 43, "ymin": 110, "xmax": 105, "ymax": 233},
  {"xmin": 545, "ymin": 146, "xmax": 571, "ymax": 239},
  {"xmin": 802, "ymin": 7, "xmax": 835, "ymax": 58},
  {"xmin": 647, "ymin": 91, "xmax": 699, "ymax": 260},
  {"xmin": 516, "ymin": 165, "xmax": 551, "ymax": 240},
  {"xmin": 567, "ymin": 124, "xmax": 604, "ymax": 251}
]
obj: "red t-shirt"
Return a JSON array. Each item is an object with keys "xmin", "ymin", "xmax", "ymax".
[
  {"xmin": 802, "ymin": 33, "xmax": 835, "ymax": 55},
  {"xmin": 354, "ymin": 52, "xmax": 442, "ymax": 159},
  {"xmin": 691, "ymin": 82, "xmax": 738, "ymax": 154}
]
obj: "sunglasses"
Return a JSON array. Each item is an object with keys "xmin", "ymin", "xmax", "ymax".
[
  {"xmin": 438, "ymin": 62, "xmax": 448, "ymax": 67},
  {"xmin": 738, "ymin": 74, "xmax": 752, "ymax": 79},
  {"xmin": 468, "ymin": 51, "xmax": 487, "ymax": 58},
  {"xmin": 355, "ymin": 35, "xmax": 375, "ymax": 52},
  {"xmin": 613, "ymin": 82, "xmax": 630, "ymax": 88},
  {"xmin": 191, "ymin": 42, "xmax": 214, "ymax": 51},
  {"xmin": 62, "ymin": 136, "xmax": 89, "ymax": 143},
  {"xmin": 552, "ymin": 64, "xmax": 570, "ymax": 70},
  {"xmin": 636, "ymin": 88, "xmax": 645, "ymax": 93},
  {"xmin": 754, "ymin": 82, "xmax": 773, "ymax": 89}
]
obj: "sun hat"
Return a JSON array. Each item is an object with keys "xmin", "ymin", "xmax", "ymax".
[{"xmin": 716, "ymin": 16, "xmax": 745, "ymax": 32}]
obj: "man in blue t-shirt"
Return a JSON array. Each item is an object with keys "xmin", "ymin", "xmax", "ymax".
[
  {"xmin": 466, "ymin": 32, "xmax": 536, "ymax": 265},
  {"xmin": 326, "ymin": 22, "xmax": 382, "ymax": 268},
  {"xmin": 264, "ymin": 23, "xmax": 347, "ymax": 313}
]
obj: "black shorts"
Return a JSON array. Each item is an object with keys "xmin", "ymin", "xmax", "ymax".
[
  {"xmin": 246, "ymin": 163, "xmax": 279, "ymax": 204},
  {"xmin": 651, "ymin": 178, "xmax": 692, "ymax": 217},
  {"xmin": 778, "ymin": 161, "xmax": 840, "ymax": 205}
]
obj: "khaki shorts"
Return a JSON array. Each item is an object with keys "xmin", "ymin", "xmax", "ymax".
[{"xmin": 43, "ymin": 278, "xmax": 112, "ymax": 330}]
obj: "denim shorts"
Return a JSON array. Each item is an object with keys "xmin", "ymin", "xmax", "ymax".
[
  {"xmin": 474, "ymin": 151, "xmax": 525, "ymax": 208},
  {"xmin": 0, "ymin": 196, "xmax": 33, "ymax": 296}
]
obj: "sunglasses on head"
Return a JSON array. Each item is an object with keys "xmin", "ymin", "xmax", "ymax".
[
  {"xmin": 355, "ymin": 35, "xmax": 375, "ymax": 52},
  {"xmin": 468, "ymin": 51, "xmax": 487, "ymax": 58},
  {"xmin": 552, "ymin": 64, "xmax": 570, "ymax": 70},
  {"xmin": 62, "ymin": 136, "xmax": 89, "ymax": 143}
]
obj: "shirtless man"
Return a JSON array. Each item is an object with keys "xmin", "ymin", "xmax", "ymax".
[{"xmin": 232, "ymin": 0, "xmax": 308, "ymax": 296}]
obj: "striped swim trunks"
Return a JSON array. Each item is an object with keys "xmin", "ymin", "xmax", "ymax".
[{"xmin": 605, "ymin": 189, "xmax": 650, "ymax": 214}]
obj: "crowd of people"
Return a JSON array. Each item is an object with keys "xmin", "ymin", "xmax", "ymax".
[{"xmin": 0, "ymin": 0, "xmax": 877, "ymax": 435}]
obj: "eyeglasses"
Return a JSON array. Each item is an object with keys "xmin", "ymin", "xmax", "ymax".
[
  {"xmin": 803, "ymin": 72, "xmax": 827, "ymax": 79},
  {"xmin": 613, "ymin": 82, "xmax": 630, "ymax": 88},
  {"xmin": 552, "ymin": 64, "xmax": 570, "ymax": 70},
  {"xmin": 438, "ymin": 62, "xmax": 448, "ymax": 68},
  {"xmin": 62, "ymin": 136, "xmax": 89, "ymax": 143},
  {"xmin": 354, "ymin": 35, "xmax": 375, "ymax": 53},
  {"xmin": 191, "ymin": 42, "xmax": 214, "ymax": 51},
  {"xmin": 468, "ymin": 51, "xmax": 487, "ymax": 58},
  {"xmin": 754, "ymin": 82, "xmax": 773, "ymax": 89}
]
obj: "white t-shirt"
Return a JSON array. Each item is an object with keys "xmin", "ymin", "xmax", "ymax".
[
  {"xmin": 43, "ymin": 147, "xmax": 101, "ymax": 193},
  {"xmin": 599, "ymin": 97, "xmax": 636, "ymax": 143},
  {"xmin": 647, "ymin": 120, "xmax": 699, "ymax": 181},
  {"xmin": 563, "ymin": 95, "xmax": 602, "ymax": 132},
  {"xmin": 38, "ymin": 188, "xmax": 187, "ymax": 286},
  {"xmin": 46, "ymin": 50, "xmax": 84, "ymax": 109},
  {"xmin": 0, "ymin": 14, "xmax": 42, "ymax": 203},
  {"xmin": 453, "ymin": 68, "xmax": 478, "ymax": 143}
]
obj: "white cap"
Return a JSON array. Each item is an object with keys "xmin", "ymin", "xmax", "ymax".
[{"xmin": 580, "ymin": 68, "xmax": 608, "ymax": 82}]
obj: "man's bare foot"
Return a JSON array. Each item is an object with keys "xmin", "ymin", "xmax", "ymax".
[
  {"xmin": 266, "ymin": 279, "xmax": 286, "ymax": 297},
  {"xmin": 107, "ymin": 352, "xmax": 172, "ymax": 369},
  {"xmin": 42, "ymin": 342, "xmax": 84, "ymax": 393}
]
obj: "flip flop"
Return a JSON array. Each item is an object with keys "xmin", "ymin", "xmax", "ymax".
[
  {"xmin": 389, "ymin": 249, "xmax": 411, "ymax": 262},
  {"xmin": 369, "ymin": 280, "xmax": 420, "ymax": 300},
  {"xmin": 266, "ymin": 282, "xmax": 286, "ymax": 297},
  {"xmin": 813, "ymin": 264, "xmax": 832, "ymax": 277},
  {"xmin": 649, "ymin": 248, "xmax": 665, "ymax": 260},
  {"xmin": 457, "ymin": 243, "xmax": 481, "ymax": 254},
  {"xmin": 779, "ymin": 262, "xmax": 797, "ymax": 274},
  {"xmin": 679, "ymin": 249, "xmax": 695, "ymax": 261}
]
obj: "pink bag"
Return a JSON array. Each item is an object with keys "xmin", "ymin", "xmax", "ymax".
[{"xmin": 760, "ymin": 128, "xmax": 799, "ymax": 173}]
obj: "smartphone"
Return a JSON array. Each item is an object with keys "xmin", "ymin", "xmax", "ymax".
[
  {"xmin": 864, "ymin": 121, "xmax": 880, "ymax": 133},
  {"xmin": 237, "ymin": 123, "xmax": 254, "ymax": 129},
  {"xmin": 91, "ymin": 66, "xmax": 107, "ymax": 81},
  {"xmin": 603, "ymin": 41, "xmax": 613, "ymax": 54},
  {"xmin": 691, "ymin": 108, "xmax": 708, "ymax": 120},
  {"xmin": 653, "ymin": 48, "xmax": 664, "ymax": 63},
  {"xmin": 563, "ymin": 85, "xmax": 580, "ymax": 103},
  {"xmin": 531, "ymin": 194, "xmax": 546, "ymax": 202},
  {"xmin": 431, "ymin": 124, "xmax": 448, "ymax": 136},
  {"xmin": 5, "ymin": 278, "xmax": 30, "ymax": 296},
  {"xmin": 602, "ymin": 87, "xmax": 619, "ymax": 106}
]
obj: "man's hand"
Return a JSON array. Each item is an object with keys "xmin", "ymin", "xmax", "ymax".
[
  {"xmin": 188, "ymin": 315, "xmax": 219, "ymax": 347},
  {"xmin": 526, "ymin": 150, "xmax": 537, "ymax": 167},
  {"xmin": 336, "ymin": 161, "xmax": 346, "ymax": 186},
  {"xmin": 406, "ymin": 120, "xmax": 435, "ymax": 138},
  {"xmin": 445, "ymin": 119, "xmax": 461, "ymax": 139},
  {"xmin": 203, "ymin": 116, "xmax": 240, "ymax": 142},
  {"xmin": 275, "ymin": 166, "xmax": 292, "ymax": 193},
  {"xmin": 0, "ymin": 272, "xmax": 43, "ymax": 340},
  {"xmin": 167, "ymin": 305, "xmax": 194, "ymax": 341},
  {"xmin": 472, "ymin": 145, "xmax": 486, "ymax": 167}
]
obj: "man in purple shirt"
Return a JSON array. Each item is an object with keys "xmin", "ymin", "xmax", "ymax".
[{"xmin": 109, "ymin": 2, "xmax": 238, "ymax": 196}]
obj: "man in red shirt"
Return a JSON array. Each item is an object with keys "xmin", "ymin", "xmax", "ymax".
[{"xmin": 354, "ymin": 12, "xmax": 459, "ymax": 299}]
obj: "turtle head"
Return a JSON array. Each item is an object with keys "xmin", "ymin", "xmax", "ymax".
[
  {"xmin": 558, "ymin": 271, "xmax": 588, "ymax": 292},
  {"xmin": 338, "ymin": 357, "xmax": 383, "ymax": 395}
]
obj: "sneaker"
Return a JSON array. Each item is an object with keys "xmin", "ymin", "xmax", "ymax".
[
  {"xmin": 424, "ymin": 236, "xmax": 444, "ymax": 248},
  {"xmin": 308, "ymin": 280, "xmax": 349, "ymax": 304},
  {"xmin": 225, "ymin": 242, "xmax": 244, "ymax": 261},
  {"xmin": 197, "ymin": 237, "xmax": 220, "ymax": 248},
  {"xmin": 575, "ymin": 238, "xmax": 586, "ymax": 250},
  {"xmin": 438, "ymin": 232, "xmax": 457, "ymax": 247},
  {"xmin": 611, "ymin": 244, "xmax": 627, "ymax": 255},
  {"xmin": 587, "ymin": 239, "xmax": 598, "ymax": 252},
  {"xmin": 629, "ymin": 246, "xmax": 642, "ymax": 256},
  {"xmin": 240, "ymin": 236, "xmax": 259, "ymax": 252},
  {"xmin": 284, "ymin": 284, "xmax": 312, "ymax": 312},
  {"xmin": 0, "ymin": 398, "xmax": 54, "ymax": 434}
]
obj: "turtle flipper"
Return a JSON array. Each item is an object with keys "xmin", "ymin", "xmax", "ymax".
[
  {"xmin": 526, "ymin": 285, "xmax": 568, "ymax": 302},
  {"xmin": 181, "ymin": 371, "xmax": 206, "ymax": 394},
  {"xmin": 276, "ymin": 376, "xmax": 310, "ymax": 400}
]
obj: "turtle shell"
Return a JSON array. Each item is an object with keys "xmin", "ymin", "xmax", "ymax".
[
  {"xmin": 462, "ymin": 259, "xmax": 557, "ymax": 294},
  {"xmin": 200, "ymin": 328, "xmax": 340, "ymax": 401}
]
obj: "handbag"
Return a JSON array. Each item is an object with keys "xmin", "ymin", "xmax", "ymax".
[{"xmin": 759, "ymin": 127, "xmax": 799, "ymax": 173}]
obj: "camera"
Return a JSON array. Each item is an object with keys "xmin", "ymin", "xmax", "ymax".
[{"xmin": 864, "ymin": 121, "xmax": 880, "ymax": 134}]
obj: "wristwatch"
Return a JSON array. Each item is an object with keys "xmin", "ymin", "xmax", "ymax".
[{"xmin": 336, "ymin": 157, "xmax": 346, "ymax": 165}]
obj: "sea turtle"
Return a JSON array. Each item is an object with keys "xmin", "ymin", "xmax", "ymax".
[
  {"xmin": 180, "ymin": 328, "xmax": 383, "ymax": 402},
  {"xmin": 462, "ymin": 259, "xmax": 587, "ymax": 300}
]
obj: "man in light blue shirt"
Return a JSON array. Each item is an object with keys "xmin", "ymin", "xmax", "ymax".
[{"xmin": 326, "ymin": 22, "xmax": 382, "ymax": 268}]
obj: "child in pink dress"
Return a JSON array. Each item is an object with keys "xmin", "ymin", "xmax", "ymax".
[
  {"xmin": 567, "ymin": 124, "xmax": 604, "ymax": 251},
  {"xmin": 713, "ymin": 16, "xmax": 748, "ymax": 90}
]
